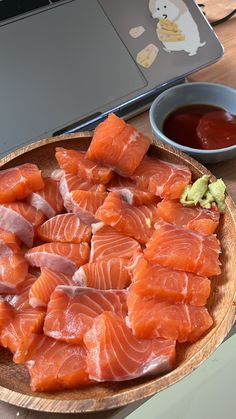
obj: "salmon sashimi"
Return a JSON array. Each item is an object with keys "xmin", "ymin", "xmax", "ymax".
[
  {"xmin": 44, "ymin": 286, "xmax": 127, "ymax": 344},
  {"xmin": 59, "ymin": 172, "xmax": 105, "ymax": 197},
  {"xmin": 96, "ymin": 192, "xmax": 156, "ymax": 244},
  {"xmin": 0, "ymin": 163, "xmax": 44, "ymax": 204},
  {"xmin": 25, "ymin": 334, "xmax": 90, "ymax": 391},
  {"xmin": 130, "ymin": 257, "xmax": 211, "ymax": 306},
  {"xmin": 84, "ymin": 311, "xmax": 176, "ymax": 382},
  {"xmin": 0, "ymin": 228, "xmax": 21, "ymax": 252},
  {"xmin": 85, "ymin": 113, "xmax": 151, "ymax": 177},
  {"xmin": 0, "ymin": 254, "xmax": 29, "ymax": 293},
  {"xmin": 55, "ymin": 147, "xmax": 113, "ymax": 184},
  {"xmin": 7, "ymin": 274, "xmax": 37, "ymax": 311},
  {"xmin": 37, "ymin": 214, "xmax": 92, "ymax": 244},
  {"xmin": 155, "ymin": 200, "xmax": 220, "ymax": 236},
  {"xmin": 131, "ymin": 156, "xmax": 192, "ymax": 199},
  {"xmin": 28, "ymin": 177, "xmax": 64, "ymax": 219},
  {"xmin": 25, "ymin": 242, "xmax": 90, "ymax": 275},
  {"xmin": 73, "ymin": 257, "xmax": 131, "ymax": 289},
  {"xmin": 0, "ymin": 202, "xmax": 46, "ymax": 247},
  {"xmin": 64, "ymin": 190, "xmax": 107, "ymax": 225},
  {"xmin": 0, "ymin": 299, "xmax": 14, "ymax": 332},
  {"xmin": 90, "ymin": 223, "xmax": 141, "ymax": 262},
  {"xmin": 29, "ymin": 268, "xmax": 73, "ymax": 308},
  {"xmin": 107, "ymin": 174, "xmax": 136, "ymax": 189},
  {"xmin": 144, "ymin": 221, "xmax": 221, "ymax": 277},
  {"xmin": 107, "ymin": 186, "xmax": 159, "ymax": 206},
  {"xmin": 127, "ymin": 293, "xmax": 213, "ymax": 342}
]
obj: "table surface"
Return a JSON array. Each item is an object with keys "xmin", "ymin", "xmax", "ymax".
[{"xmin": 1, "ymin": 1, "xmax": 236, "ymax": 417}]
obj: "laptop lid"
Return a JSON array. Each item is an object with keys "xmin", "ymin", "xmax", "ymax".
[{"xmin": 0, "ymin": 0, "xmax": 223, "ymax": 156}]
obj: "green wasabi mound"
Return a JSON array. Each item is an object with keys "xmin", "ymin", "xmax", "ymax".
[{"xmin": 180, "ymin": 175, "xmax": 226, "ymax": 213}]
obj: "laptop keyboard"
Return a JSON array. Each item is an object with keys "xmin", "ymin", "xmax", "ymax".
[{"xmin": 0, "ymin": 0, "xmax": 67, "ymax": 23}]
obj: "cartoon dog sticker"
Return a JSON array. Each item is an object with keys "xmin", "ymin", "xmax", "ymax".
[{"xmin": 149, "ymin": 0, "xmax": 206, "ymax": 56}]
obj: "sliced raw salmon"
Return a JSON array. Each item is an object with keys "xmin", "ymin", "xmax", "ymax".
[
  {"xmin": 130, "ymin": 257, "xmax": 211, "ymax": 306},
  {"xmin": 0, "ymin": 163, "xmax": 44, "ymax": 204},
  {"xmin": 0, "ymin": 228, "xmax": 21, "ymax": 253},
  {"xmin": 25, "ymin": 334, "xmax": 90, "ymax": 391},
  {"xmin": 44, "ymin": 286, "xmax": 127, "ymax": 344},
  {"xmin": 96, "ymin": 192, "xmax": 156, "ymax": 244},
  {"xmin": 107, "ymin": 186, "xmax": 159, "ymax": 206},
  {"xmin": 86, "ymin": 113, "xmax": 151, "ymax": 176},
  {"xmin": 132, "ymin": 156, "xmax": 192, "ymax": 199},
  {"xmin": 155, "ymin": 200, "xmax": 220, "ymax": 236},
  {"xmin": 64, "ymin": 190, "xmax": 107, "ymax": 225},
  {"xmin": 107, "ymin": 174, "xmax": 136, "ymax": 189},
  {"xmin": 127, "ymin": 292, "xmax": 213, "ymax": 342},
  {"xmin": 25, "ymin": 242, "xmax": 90, "ymax": 275},
  {"xmin": 0, "ymin": 202, "xmax": 46, "ymax": 247},
  {"xmin": 90, "ymin": 223, "xmax": 141, "ymax": 262},
  {"xmin": 37, "ymin": 214, "xmax": 92, "ymax": 244},
  {"xmin": 7, "ymin": 274, "xmax": 37, "ymax": 311},
  {"xmin": 73, "ymin": 257, "xmax": 131, "ymax": 289},
  {"xmin": 0, "ymin": 299, "xmax": 14, "ymax": 332},
  {"xmin": 144, "ymin": 221, "xmax": 221, "ymax": 277},
  {"xmin": 28, "ymin": 177, "xmax": 64, "ymax": 219},
  {"xmin": 59, "ymin": 172, "xmax": 104, "ymax": 197},
  {"xmin": 84, "ymin": 311, "xmax": 176, "ymax": 382},
  {"xmin": 29, "ymin": 268, "xmax": 73, "ymax": 308},
  {"xmin": 55, "ymin": 147, "xmax": 113, "ymax": 184},
  {"xmin": 0, "ymin": 254, "xmax": 29, "ymax": 293}
]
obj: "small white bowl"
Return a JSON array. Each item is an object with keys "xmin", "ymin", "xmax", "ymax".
[{"xmin": 149, "ymin": 82, "xmax": 236, "ymax": 164}]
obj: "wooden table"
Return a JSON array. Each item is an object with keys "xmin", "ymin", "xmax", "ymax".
[{"xmin": 1, "ymin": 1, "xmax": 236, "ymax": 417}]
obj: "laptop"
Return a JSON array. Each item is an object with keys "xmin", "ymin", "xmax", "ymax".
[{"xmin": 0, "ymin": 0, "xmax": 223, "ymax": 156}]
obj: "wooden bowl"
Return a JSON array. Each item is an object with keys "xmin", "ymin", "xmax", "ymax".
[{"xmin": 0, "ymin": 133, "xmax": 236, "ymax": 414}]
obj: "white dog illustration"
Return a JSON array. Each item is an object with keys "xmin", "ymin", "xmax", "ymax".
[{"xmin": 149, "ymin": 0, "xmax": 206, "ymax": 56}]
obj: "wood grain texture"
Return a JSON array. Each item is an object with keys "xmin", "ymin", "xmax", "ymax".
[{"xmin": 0, "ymin": 132, "xmax": 236, "ymax": 414}]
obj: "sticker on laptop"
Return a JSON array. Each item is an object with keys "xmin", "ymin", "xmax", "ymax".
[
  {"xmin": 129, "ymin": 26, "xmax": 145, "ymax": 38},
  {"xmin": 136, "ymin": 43, "xmax": 159, "ymax": 68},
  {"xmin": 148, "ymin": 0, "xmax": 206, "ymax": 56}
]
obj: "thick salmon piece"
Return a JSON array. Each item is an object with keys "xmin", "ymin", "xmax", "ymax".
[
  {"xmin": 130, "ymin": 257, "xmax": 211, "ymax": 306},
  {"xmin": 0, "ymin": 202, "xmax": 46, "ymax": 247},
  {"xmin": 59, "ymin": 172, "xmax": 104, "ymax": 196},
  {"xmin": 64, "ymin": 190, "xmax": 107, "ymax": 224},
  {"xmin": 127, "ymin": 292, "xmax": 213, "ymax": 342},
  {"xmin": 0, "ymin": 299, "xmax": 14, "ymax": 332},
  {"xmin": 28, "ymin": 177, "xmax": 64, "ymax": 219},
  {"xmin": 96, "ymin": 192, "xmax": 156, "ymax": 244},
  {"xmin": 0, "ymin": 228, "xmax": 21, "ymax": 252},
  {"xmin": 84, "ymin": 311, "xmax": 176, "ymax": 382},
  {"xmin": 131, "ymin": 156, "xmax": 192, "ymax": 199},
  {"xmin": 86, "ymin": 113, "xmax": 151, "ymax": 177},
  {"xmin": 107, "ymin": 186, "xmax": 159, "ymax": 206},
  {"xmin": 90, "ymin": 223, "xmax": 141, "ymax": 262},
  {"xmin": 107, "ymin": 174, "xmax": 136, "ymax": 189},
  {"xmin": 37, "ymin": 214, "xmax": 92, "ymax": 244},
  {"xmin": 0, "ymin": 254, "xmax": 29, "ymax": 293},
  {"xmin": 155, "ymin": 200, "xmax": 220, "ymax": 236},
  {"xmin": 55, "ymin": 147, "xmax": 113, "ymax": 184},
  {"xmin": 144, "ymin": 221, "xmax": 221, "ymax": 277},
  {"xmin": 44, "ymin": 287, "xmax": 127, "ymax": 344},
  {"xmin": 0, "ymin": 163, "xmax": 44, "ymax": 204},
  {"xmin": 25, "ymin": 334, "xmax": 90, "ymax": 392},
  {"xmin": 29, "ymin": 268, "xmax": 73, "ymax": 308},
  {"xmin": 73, "ymin": 257, "xmax": 131, "ymax": 289},
  {"xmin": 25, "ymin": 242, "xmax": 90, "ymax": 275},
  {"xmin": 7, "ymin": 274, "xmax": 37, "ymax": 311}
]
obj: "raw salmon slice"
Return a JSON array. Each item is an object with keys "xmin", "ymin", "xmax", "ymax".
[
  {"xmin": 0, "ymin": 299, "xmax": 14, "ymax": 332},
  {"xmin": 84, "ymin": 311, "xmax": 176, "ymax": 382},
  {"xmin": 59, "ymin": 172, "xmax": 105, "ymax": 196},
  {"xmin": 90, "ymin": 223, "xmax": 141, "ymax": 262},
  {"xmin": 64, "ymin": 190, "xmax": 107, "ymax": 224},
  {"xmin": 29, "ymin": 268, "xmax": 73, "ymax": 308},
  {"xmin": 0, "ymin": 228, "xmax": 21, "ymax": 252},
  {"xmin": 86, "ymin": 113, "xmax": 151, "ymax": 177},
  {"xmin": 0, "ymin": 202, "xmax": 46, "ymax": 247},
  {"xmin": 155, "ymin": 200, "xmax": 220, "ymax": 236},
  {"xmin": 28, "ymin": 177, "xmax": 64, "ymax": 219},
  {"xmin": 107, "ymin": 186, "xmax": 159, "ymax": 206},
  {"xmin": 37, "ymin": 214, "xmax": 92, "ymax": 244},
  {"xmin": 107, "ymin": 174, "xmax": 136, "ymax": 189},
  {"xmin": 131, "ymin": 156, "xmax": 192, "ymax": 199},
  {"xmin": 73, "ymin": 257, "xmax": 131, "ymax": 289},
  {"xmin": 0, "ymin": 163, "xmax": 44, "ymax": 204},
  {"xmin": 7, "ymin": 274, "xmax": 37, "ymax": 311},
  {"xmin": 144, "ymin": 221, "xmax": 221, "ymax": 277},
  {"xmin": 0, "ymin": 254, "xmax": 29, "ymax": 293},
  {"xmin": 96, "ymin": 192, "xmax": 156, "ymax": 244},
  {"xmin": 44, "ymin": 286, "xmax": 127, "ymax": 344},
  {"xmin": 25, "ymin": 242, "xmax": 90, "ymax": 275},
  {"xmin": 55, "ymin": 147, "xmax": 113, "ymax": 184},
  {"xmin": 130, "ymin": 257, "xmax": 211, "ymax": 306},
  {"xmin": 25, "ymin": 334, "xmax": 90, "ymax": 392},
  {"xmin": 127, "ymin": 293, "xmax": 213, "ymax": 342}
]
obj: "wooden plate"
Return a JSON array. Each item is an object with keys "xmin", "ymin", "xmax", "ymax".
[{"xmin": 0, "ymin": 133, "xmax": 236, "ymax": 414}]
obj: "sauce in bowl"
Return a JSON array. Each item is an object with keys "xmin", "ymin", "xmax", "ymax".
[{"xmin": 163, "ymin": 104, "xmax": 236, "ymax": 150}]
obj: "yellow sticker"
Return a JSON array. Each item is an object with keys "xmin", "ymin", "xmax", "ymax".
[{"xmin": 136, "ymin": 44, "xmax": 159, "ymax": 68}]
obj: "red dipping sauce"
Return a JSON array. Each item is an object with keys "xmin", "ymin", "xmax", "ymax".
[{"xmin": 163, "ymin": 104, "xmax": 236, "ymax": 150}]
